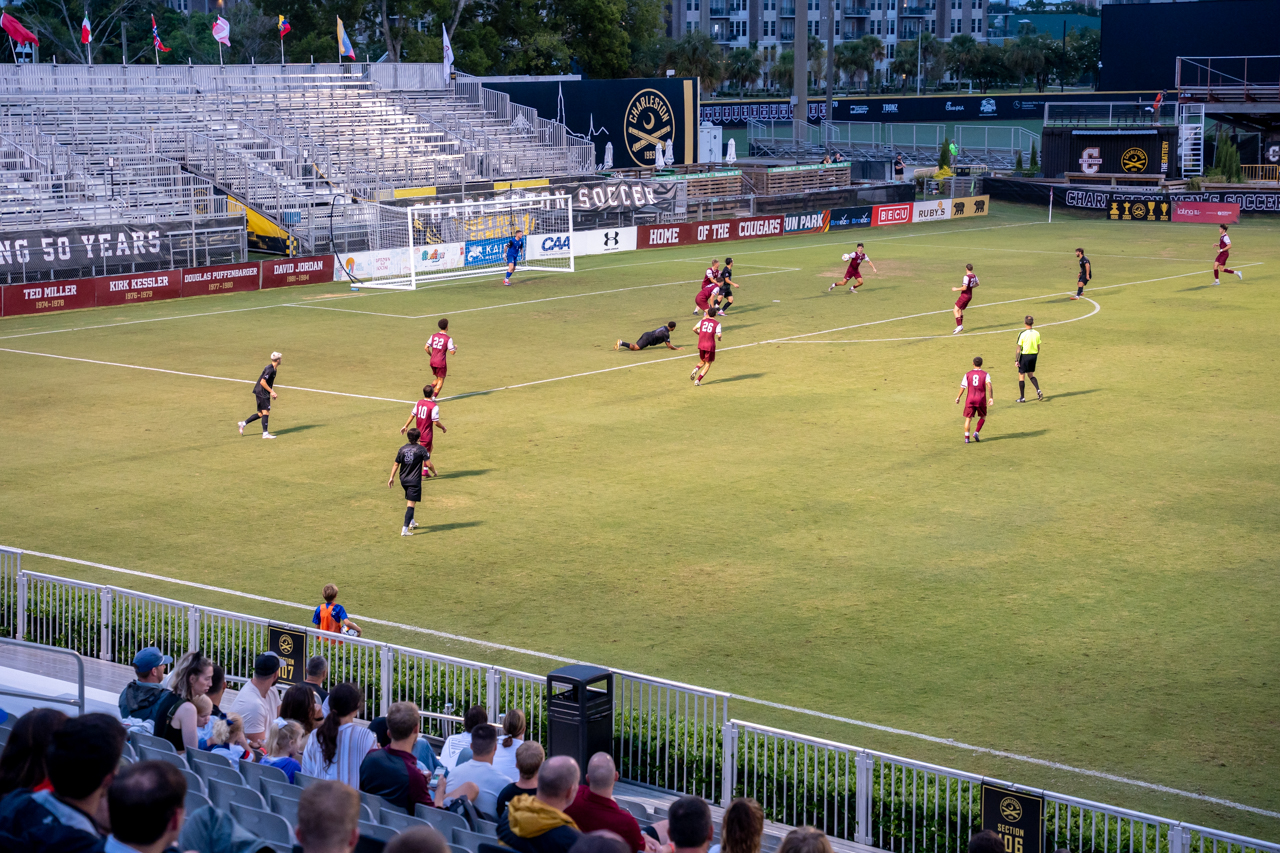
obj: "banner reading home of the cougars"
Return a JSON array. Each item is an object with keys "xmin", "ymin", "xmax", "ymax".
[{"xmin": 637, "ymin": 216, "xmax": 783, "ymax": 249}]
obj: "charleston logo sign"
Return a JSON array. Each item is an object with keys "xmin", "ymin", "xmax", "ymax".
[{"xmin": 625, "ymin": 89, "xmax": 674, "ymax": 166}]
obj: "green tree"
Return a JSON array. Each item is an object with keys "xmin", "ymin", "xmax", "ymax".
[
  {"xmin": 807, "ymin": 32, "xmax": 825, "ymax": 92},
  {"xmin": 945, "ymin": 33, "xmax": 979, "ymax": 89},
  {"xmin": 662, "ymin": 29, "xmax": 724, "ymax": 92},
  {"xmin": 726, "ymin": 46, "xmax": 762, "ymax": 94},
  {"xmin": 1213, "ymin": 130, "xmax": 1243, "ymax": 183},
  {"xmin": 1006, "ymin": 34, "xmax": 1045, "ymax": 93},
  {"xmin": 625, "ymin": 0, "xmax": 668, "ymax": 77},
  {"xmin": 833, "ymin": 39, "xmax": 865, "ymax": 91},
  {"xmin": 1029, "ymin": 141, "xmax": 1038, "ymax": 171},
  {"xmin": 890, "ymin": 38, "xmax": 916, "ymax": 93},
  {"xmin": 1015, "ymin": 149, "xmax": 1024, "ymax": 172},
  {"xmin": 772, "ymin": 48, "xmax": 795, "ymax": 92},
  {"xmin": 559, "ymin": 0, "xmax": 631, "ymax": 77},
  {"xmin": 971, "ymin": 41, "xmax": 1010, "ymax": 93},
  {"xmin": 938, "ymin": 137, "xmax": 951, "ymax": 170}
]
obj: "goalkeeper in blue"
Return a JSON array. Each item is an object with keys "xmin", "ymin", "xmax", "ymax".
[{"xmin": 503, "ymin": 229, "xmax": 525, "ymax": 286}]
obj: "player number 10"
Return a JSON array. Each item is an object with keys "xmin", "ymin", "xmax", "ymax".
[{"xmin": 1001, "ymin": 835, "xmax": 1022, "ymax": 853}]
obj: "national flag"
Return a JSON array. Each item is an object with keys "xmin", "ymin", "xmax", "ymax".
[
  {"xmin": 212, "ymin": 15, "xmax": 230, "ymax": 47},
  {"xmin": 278, "ymin": 15, "xmax": 290, "ymax": 38},
  {"xmin": 151, "ymin": 15, "xmax": 170, "ymax": 52},
  {"xmin": 337, "ymin": 16, "xmax": 355, "ymax": 59},
  {"xmin": 0, "ymin": 12, "xmax": 40, "ymax": 45},
  {"xmin": 441, "ymin": 23, "xmax": 453, "ymax": 69},
  {"xmin": 81, "ymin": 13, "xmax": 91, "ymax": 44}
]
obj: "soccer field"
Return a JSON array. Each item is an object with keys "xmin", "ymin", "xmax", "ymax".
[{"xmin": 2, "ymin": 203, "xmax": 1277, "ymax": 839}]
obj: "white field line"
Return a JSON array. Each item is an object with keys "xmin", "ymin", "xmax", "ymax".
[
  {"xmin": 11, "ymin": 543, "xmax": 1280, "ymax": 820},
  {"xmin": 779, "ymin": 297, "xmax": 1100, "ymax": 344}
]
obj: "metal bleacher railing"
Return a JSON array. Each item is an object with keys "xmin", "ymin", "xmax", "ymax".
[{"xmin": 0, "ymin": 548, "xmax": 1277, "ymax": 853}]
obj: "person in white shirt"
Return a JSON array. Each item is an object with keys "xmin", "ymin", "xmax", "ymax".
[
  {"xmin": 103, "ymin": 761, "xmax": 187, "ymax": 853},
  {"xmin": 492, "ymin": 708, "xmax": 526, "ymax": 781},
  {"xmin": 301, "ymin": 683, "xmax": 379, "ymax": 789},
  {"xmin": 442, "ymin": 724, "xmax": 513, "ymax": 818},
  {"xmin": 439, "ymin": 704, "xmax": 488, "ymax": 770},
  {"xmin": 228, "ymin": 653, "xmax": 283, "ymax": 751}
]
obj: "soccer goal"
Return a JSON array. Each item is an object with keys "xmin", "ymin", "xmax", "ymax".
[{"xmin": 333, "ymin": 194, "xmax": 574, "ymax": 290}]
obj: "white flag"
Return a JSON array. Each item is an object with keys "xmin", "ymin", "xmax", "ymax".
[
  {"xmin": 725, "ymin": 137, "xmax": 737, "ymax": 164},
  {"xmin": 653, "ymin": 142, "xmax": 665, "ymax": 169},
  {"xmin": 665, "ymin": 138, "xmax": 674, "ymax": 165},
  {"xmin": 442, "ymin": 24, "xmax": 454, "ymax": 70},
  {"xmin": 211, "ymin": 15, "xmax": 230, "ymax": 47},
  {"xmin": 603, "ymin": 141, "xmax": 613, "ymax": 170}
]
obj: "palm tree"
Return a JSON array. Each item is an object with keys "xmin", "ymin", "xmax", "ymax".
[
  {"xmin": 859, "ymin": 35, "xmax": 885, "ymax": 94},
  {"xmin": 1006, "ymin": 35, "xmax": 1045, "ymax": 93},
  {"xmin": 807, "ymin": 34, "xmax": 826, "ymax": 95},
  {"xmin": 890, "ymin": 38, "xmax": 916, "ymax": 93},
  {"xmin": 834, "ymin": 40, "xmax": 867, "ymax": 92},
  {"xmin": 945, "ymin": 33, "xmax": 979, "ymax": 90},
  {"xmin": 773, "ymin": 48, "xmax": 796, "ymax": 92},
  {"xmin": 662, "ymin": 30, "xmax": 725, "ymax": 93},
  {"xmin": 726, "ymin": 47, "xmax": 763, "ymax": 95}
]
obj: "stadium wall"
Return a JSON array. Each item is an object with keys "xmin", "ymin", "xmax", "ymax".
[{"xmin": 985, "ymin": 178, "xmax": 1280, "ymax": 217}]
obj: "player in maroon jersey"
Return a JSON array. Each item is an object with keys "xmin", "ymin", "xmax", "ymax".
[
  {"xmin": 424, "ymin": 318, "xmax": 457, "ymax": 397},
  {"xmin": 690, "ymin": 308, "xmax": 723, "ymax": 387},
  {"xmin": 828, "ymin": 243, "xmax": 877, "ymax": 293},
  {"xmin": 400, "ymin": 385, "xmax": 447, "ymax": 479},
  {"xmin": 954, "ymin": 356, "xmax": 994, "ymax": 443},
  {"xmin": 701, "ymin": 259, "xmax": 721, "ymax": 288},
  {"xmin": 951, "ymin": 264, "xmax": 978, "ymax": 334},
  {"xmin": 694, "ymin": 280, "xmax": 719, "ymax": 316},
  {"xmin": 1212, "ymin": 224, "xmax": 1242, "ymax": 284}
]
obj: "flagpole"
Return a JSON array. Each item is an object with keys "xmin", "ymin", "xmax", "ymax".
[
  {"xmin": 218, "ymin": 41, "xmax": 223, "ymax": 66},
  {"xmin": 280, "ymin": 35, "xmax": 284, "ymax": 65}
]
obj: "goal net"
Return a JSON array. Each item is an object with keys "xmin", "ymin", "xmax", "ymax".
[{"xmin": 333, "ymin": 194, "xmax": 574, "ymax": 290}]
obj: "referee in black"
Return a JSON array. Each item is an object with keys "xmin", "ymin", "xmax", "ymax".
[
  {"xmin": 389, "ymin": 428, "xmax": 430, "ymax": 537},
  {"xmin": 615, "ymin": 321, "xmax": 683, "ymax": 352},
  {"xmin": 239, "ymin": 352, "xmax": 281, "ymax": 439}
]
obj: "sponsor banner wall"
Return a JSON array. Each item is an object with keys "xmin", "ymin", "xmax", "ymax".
[
  {"xmin": 949, "ymin": 195, "xmax": 990, "ymax": 218},
  {"xmin": 527, "ymin": 233, "xmax": 573, "ymax": 260},
  {"xmin": 96, "ymin": 269, "xmax": 182, "ymax": 307},
  {"xmin": 261, "ymin": 256, "xmax": 335, "ymax": 289},
  {"xmin": 3, "ymin": 278, "xmax": 97, "ymax": 316},
  {"xmin": 873, "ymin": 203, "xmax": 914, "ymax": 227},
  {"xmin": 1042, "ymin": 127, "xmax": 1179, "ymax": 179},
  {"xmin": 415, "ymin": 243, "xmax": 466, "ymax": 272},
  {"xmin": 464, "ymin": 237, "xmax": 509, "ymax": 268},
  {"xmin": 181, "ymin": 262, "xmax": 261, "ymax": 297},
  {"xmin": 912, "ymin": 199, "xmax": 952, "ymax": 224},
  {"xmin": 1107, "ymin": 198, "xmax": 1170, "ymax": 221},
  {"xmin": 1171, "ymin": 201, "xmax": 1240, "ymax": 224},
  {"xmin": 784, "ymin": 211, "xmax": 830, "ymax": 234},
  {"xmin": 573, "ymin": 227, "xmax": 638, "ymax": 256},
  {"xmin": 337, "ymin": 249, "xmax": 412, "ymax": 281},
  {"xmin": 636, "ymin": 216, "xmax": 784, "ymax": 249},
  {"xmin": 828, "ymin": 206, "xmax": 874, "ymax": 230}
]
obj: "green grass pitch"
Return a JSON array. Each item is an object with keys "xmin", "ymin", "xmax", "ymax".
[{"xmin": 2, "ymin": 203, "xmax": 1277, "ymax": 839}]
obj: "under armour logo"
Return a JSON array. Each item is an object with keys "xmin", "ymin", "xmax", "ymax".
[{"xmin": 603, "ymin": 232, "xmax": 619, "ymax": 247}]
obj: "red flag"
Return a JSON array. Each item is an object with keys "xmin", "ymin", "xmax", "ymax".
[
  {"xmin": 0, "ymin": 12, "xmax": 40, "ymax": 45},
  {"xmin": 151, "ymin": 14, "xmax": 170, "ymax": 52},
  {"xmin": 81, "ymin": 13, "xmax": 91, "ymax": 44}
]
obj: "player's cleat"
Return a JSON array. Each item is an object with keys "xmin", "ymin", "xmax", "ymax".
[
  {"xmin": 849, "ymin": 286, "xmax": 858, "ymax": 293},
  {"xmin": 690, "ymin": 367, "xmax": 699, "ymax": 381},
  {"xmin": 237, "ymin": 421, "xmax": 245, "ymax": 435},
  {"xmin": 401, "ymin": 527, "xmax": 413, "ymax": 536},
  {"xmin": 828, "ymin": 282, "xmax": 838, "ymax": 292},
  {"xmin": 503, "ymin": 279, "xmax": 511, "ymax": 286},
  {"xmin": 694, "ymin": 380, "xmax": 702, "ymax": 386},
  {"xmin": 1211, "ymin": 279, "xmax": 1219, "ymax": 285},
  {"xmin": 964, "ymin": 434, "xmax": 970, "ymax": 443},
  {"xmin": 262, "ymin": 432, "xmax": 276, "ymax": 439},
  {"xmin": 614, "ymin": 340, "xmax": 622, "ymax": 351},
  {"xmin": 409, "ymin": 519, "xmax": 419, "ymax": 529},
  {"xmin": 952, "ymin": 326, "xmax": 963, "ymax": 334},
  {"xmin": 1016, "ymin": 397, "xmax": 1026, "ymax": 403},
  {"xmin": 1069, "ymin": 295, "xmax": 1080, "ymax": 300},
  {"xmin": 973, "ymin": 432, "xmax": 980, "ymax": 442},
  {"xmin": 1037, "ymin": 389, "xmax": 1044, "ymax": 401},
  {"xmin": 1236, "ymin": 270, "xmax": 1243, "ymax": 280}
]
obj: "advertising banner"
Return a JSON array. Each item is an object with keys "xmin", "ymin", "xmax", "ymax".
[
  {"xmin": 828, "ymin": 206, "xmax": 874, "ymax": 230},
  {"xmin": 1171, "ymin": 201, "xmax": 1241, "ymax": 223},
  {"xmin": 0, "ymin": 224, "xmax": 166, "ymax": 276},
  {"xmin": 337, "ymin": 249, "xmax": 411, "ymax": 281},
  {"xmin": 2, "ymin": 277, "xmax": 97, "ymax": 316},
  {"xmin": 261, "ymin": 256, "xmax": 335, "ymax": 289},
  {"xmin": 464, "ymin": 237, "xmax": 510, "ymax": 268},
  {"xmin": 637, "ymin": 216, "xmax": 784, "ymax": 249},
  {"xmin": 414, "ymin": 243, "xmax": 466, "ymax": 272},
  {"xmin": 912, "ymin": 199, "xmax": 952, "ymax": 224},
  {"xmin": 568, "ymin": 180, "xmax": 682, "ymax": 215},
  {"xmin": 873, "ymin": 203, "xmax": 914, "ymax": 227},
  {"xmin": 95, "ymin": 269, "xmax": 182, "ymax": 307},
  {"xmin": 1107, "ymin": 198, "xmax": 1170, "ymax": 221},
  {"xmin": 573, "ymin": 227, "xmax": 638, "ymax": 256},
  {"xmin": 527, "ymin": 233, "xmax": 573, "ymax": 260},
  {"xmin": 784, "ymin": 211, "xmax": 830, "ymax": 234},
  {"xmin": 181, "ymin": 262, "xmax": 261, "ymax": 297},
  {"xmin": 949, "ymin": 195, "xmax": 990, "ymax": 218}
]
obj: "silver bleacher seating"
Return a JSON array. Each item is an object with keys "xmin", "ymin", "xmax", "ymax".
[
  {"xmin": 294, "ymin": 771, "xmax": 323, "ymax": 788},
  {"xmin": 379, "ymin": 810, "xmax": 432, "ymax": 833},
  {"xmin": 615, "ymin": 797, "xmax": 650, "ymax": 821},
  {"xmin": 359, "ymin": 821, "xmax": 396, "ymax": 842},
  {"xmin": 138, "ymin": 744, "xmax": 189, "ymax": 772},
  {"xmin": 269, "ymin": 794, "xmax": 300, "ymax": 828},
  {"xmin": 193, "ymin": 760, "xmax": 246, "ymax": 787},
  {"xmin": 475, "ymin": 818, "xmax": 498, "ymax": 836},
  {"xmin": 415, "ymin": 803, "xmax": 470, "ymax": 834},
  {"xmin": 261, "ymin": 778, "xmax": 302, "ymax": 803},
  {"xmin": 207, "ymin": 777, "xmax": 267, "ymax": 812},
  {"xmin": 130, "ymin": 731, "xmax": 177, "ymax": 754},
  {"xmin": 185, "ymin": 789, "xmax": 213, "ymax": 814},
  {"xmin": 453, "ymin": 827, "xmax": 492, "ymax": 852},
  {"xmin": 239, "ymin": 758, "xmax": 290, "ymax": 788},
  {"xmin": 180, "ymin": 768, "xmax": 206, "ymax": 795},
  {"xmin": 453, "ymin": 846, "xmax": 474, "ymax": 853},
  {"xmin": 230, "ymin": 802, "xmax": 294, "ymax": 846},
  {"xmin": 188, "ymin": 749, "xmax": 235, "ymax": 771}
]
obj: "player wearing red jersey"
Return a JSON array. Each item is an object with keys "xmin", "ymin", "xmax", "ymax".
[
  {"xmin": 424, "ymin": 318, "xmax": 457, "ymax": 396},
  {"xmin": 694, "ymin": 281, "xmax": 719, "ymax": 315},
  {"xmin": 690, "ymin": 308, "xmax": 723, "ymax": 387},
  {"xmin": 1212, "ymin": 225, "xmax": 1242, "ymax": 284},
  {"xmin": 828, "ymin": 243, "xmax": 877, "ymax": 293},
  {"xmin": 951, "ymin": 264, "xmax": 978, "ymax": 334},
  {"xmin": 400, "ymin": 386, "xmax": 448, "ymax": 479},
  {"xmin": 701, "ymin": 260, "xmax": 721, "ymax": 288},
  {"xmin": 954, "ymin": 356, "xmax": 994, "ymax": 444}
]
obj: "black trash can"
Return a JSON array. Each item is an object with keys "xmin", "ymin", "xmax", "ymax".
[{"xmin": 546, "ymin": 664, "xmax": 613, "ymax": 778}]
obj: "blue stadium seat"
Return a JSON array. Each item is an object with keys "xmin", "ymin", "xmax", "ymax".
[
  {"xmin": 240, "ymin": 759, "xmax": 289, "ymax": 788},
  {"xmin": 185, "ymin": 789, "xmax": 212, "ymax": 815},
  {"xmin": 262, "ymin": 778, "xmax": 302, "ymax": 803},
  {"xmin": 454, "ymin": 828, "xmax": 492, "ymax": 852},
  {"xmin": 270, "ymin": 794, "xmax": 300, "ymax": 828},
  {"xmin": 193, "ymin": 761, "xmax": 246, "ymax": 787},
  {"xmin": 359, "ymin": 821, "xmax": 396, "ymax": 842},
  {"xmin": 415, "ymin": 804, "xmax": 469, "ymax": 835},
  {"xmin": 207, "ymin": 777, "xmax": 267, "ymax": 812},
  {"xmin": 180, "ymin": 768, "xmax": 206, "ymax": 795},
  {"xmin": 138, "ymin": 744, "xmax": 189, "ymax": 771},
  {"xmin": 188, "ymin": 749, "xmax": 235, "ymax": 771},
  {"xmin": 230, "ymin": 802, "xmax": 294, "ymax": 845},
  {"xmin": 380, "ymin": 811, "xmax": 432, "ymax": 833}
]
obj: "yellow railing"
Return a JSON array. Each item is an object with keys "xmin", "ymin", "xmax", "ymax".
[{"xmin": 1242, "ymin": 164, "xmax": 1280, "ymax": 182}]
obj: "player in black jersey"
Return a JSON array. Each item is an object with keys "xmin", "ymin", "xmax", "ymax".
[
  {"xmin": 389, "ymin": 429, "xmax": 431, "ymax": 536},
  {"xmin": 238, "ymin": 352, "xmax": 281, "ymax": 439},
  {"xmin": 1072, "ymin": 249, "xmax": 1091, "ymax": 300},
  {"xmin": 616, "ymin": 321, "xmax": 683, "ymax": 351},
  {"xmin": 715, "ymin": 257, "xmax": 739, "ymax": 314}
]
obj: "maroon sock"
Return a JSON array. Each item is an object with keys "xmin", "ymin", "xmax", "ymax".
[
  {"xmin": 1224, "ymin": 268, "xmax": 1235, "ymax": 274},
  {"xmin": 956, "ymin": 315, "xmax": 963, "ymax": 327},
  {"xmin": 976, "ymin": 417, "xmax": 985, "ymax": 432},
  {"xmin": 1214, "ymin": 270, "xmax": 1220, "ymax": 280}
]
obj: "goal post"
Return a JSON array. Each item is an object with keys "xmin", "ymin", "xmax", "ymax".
[{"xmin": 334, "ymin": 195, "xmax": 574, "ymax": 291}]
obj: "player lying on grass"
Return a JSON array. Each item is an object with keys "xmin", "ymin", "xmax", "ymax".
[
  {"xmin": 690, "ymin": 308, "xmax": 723, "ymax": 387},
  {"xmin": 425, "ymin": 318, "xmax": 456, "ymax": 397},
  {"xmin": 238, "ymin": 352, "xmax": 281, "ymax": 439},
  {"xmin": 951, "ymin": 264, "xmax": 978, "ymax": 334},
  {"xmin": 1015, "ymin": 316, "xmax": 1043, "ymax": 403},
  {"xmin": 616, "ymin": 321, "xmax": 683, "ymax": 352},
  {"xmin": 503, "ymin": 229, "xmax": 525, "ymax": 286},
  {"xmin": 1213, "ymin": 224, "xmax": 1242, "ymax": 285},
  {"xmin": 955, "ymin": 356, "xmax": 993, "ymax": 444},
  {"xmin": 715, "ymin": 258, "xmax": 739, "ymax": 313},
  {"xmin": 1072, "ymin": 248, "xmax": 1091, "ymax": 300},
  {"xmin": 389, "ymin": 428, "xmax": 430, "ymax": 537},
  {"xmin": 829, "ymin": 243, "xmax": 876, "ymax": 293},
  {"xmin": 401, "ymin": 386, "xmax": 447, "ymax": 477}
]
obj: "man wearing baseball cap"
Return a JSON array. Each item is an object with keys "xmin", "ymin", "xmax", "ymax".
[{"xmin": 117, "ymin": 647, "xmax": 173, "ymax": 723}]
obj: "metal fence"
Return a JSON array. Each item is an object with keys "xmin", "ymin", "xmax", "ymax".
[
  {"xmin": 1, "ymin": 547, "xmax": 1278, "ymax": 853},
  {"xmin": 1044, "ymin": 102, "xmax": 1178, "ymax": 128}
]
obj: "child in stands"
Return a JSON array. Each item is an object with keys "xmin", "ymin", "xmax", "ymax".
[
  {"xmin": 193, "ymin": 695, "xmax": 214, "ymax": 750},
  {"xmin": 208, "ymin": 712, "xmax": 254, "ymax": 763},
  {"xmin": 262, "ymin": 720, "xmax": 305, "ymax": 782}
]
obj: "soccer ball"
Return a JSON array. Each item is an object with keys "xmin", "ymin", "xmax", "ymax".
[
  {"xmin": 342, "ymin": 627, "xmax": 359, "ymax": 637},
  {"xmin": 841, "ymin": 254, "xmax": 851, "ymax": 262}
]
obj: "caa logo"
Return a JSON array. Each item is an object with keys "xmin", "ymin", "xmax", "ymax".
[
  {"xmin": 541, "ymin": 235, "xmax": 571, "ymax": 253},
  {"xmin": 873, "ymin": 203, "xmax": 912, "ymax": 226},
  {"xmin": 980, "ymin": 98, "xmax": 997, "ymax": 115}
]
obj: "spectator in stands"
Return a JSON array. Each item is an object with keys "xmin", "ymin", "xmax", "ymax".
[
  {"xmin": 710, "ymin": 798, "xmax": 763, "ymax": 853},
  {"xmin": 192, "ymin": 696, "xmax": 214, "ymax": 749},
  {"xmin": 0, "ymin": 708, "xmax": 67, "ymax": 797},
  {"xmin": 280, "ymin": 682, "xmax": 320, "ymax": 736},
  {"xmin": 301, "ymin": 683, "xmax": 378, "ymax": 789},
  {"xmin": 385, "ymin": 825, "xmax": 450, "ymax": 853},
  {"xmin": 667, "ymin": 796, "xmax": 714, "ymax": 853},
  {"xmin": 565, "ymin": 753, "xmax": 644, "ymax": 852},
  {"xmin": 442, "ymin": 722, "xmax": 511, "ymax": 818},
  {"xmin": 493, "ymin": 709, "xmax": 526, "ymax": 780},
  {"xmin": 118, "ymin": 647, "xmax": 173, "ymax": 723},
  {"xmin": 359, "ymin": 701, "xmax": 434, "ymax": 810},
  {"xmin": 497, "ymin": 754, "xmax": 581, "ymax": 853},
  {"xmin": 205, "ymin": 664, "xmax": 228, "ymax": 720},
  {"xmin": 0, "ymin": 713, "xmax": 125, "ymax": 853},
  {"xmin": 263, "ymin": 720, "xmax": 305, "ymax": 782},
  {"xmin": 441, "ymin": 704, "xmax": 487, "ymax": 769},
  {"xmin": 495, "ymin": 740, "xmax": 544, "ymax": 819},
  {"xmin": 570, "ymin": 834, "xmax": 632, "ymax": 853},
  {"xmin": 206, "ymin": 712, "xmax": 254, "ymax": 762},
  {"xmin": 104, "ymin": 760, "xmax": 187, "ymax": 853},
  {"xmin": 314, "ymin": 584, "xmax": 362, "ymax": 637},
  {"xmin": 229, "ymin": 652, "xmax": 282, "ymax": 751},
  {"xmin": 295, "ymin": 780, "xmax": 361, "ymax": 853},
  {"xmin": 776, "ymin": 827, "xmax": 831, "ymax": 853},
  {"xmin": 304, "ymin": 656, "xmax": 330, "ymax": 706},
  {"xmin": 969, "ymin": 830, "xmax": 1005, "ymax": 853},
  {"xmin": 152, "ymin": 650, "xmax": 214, "ymax": 754}
]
